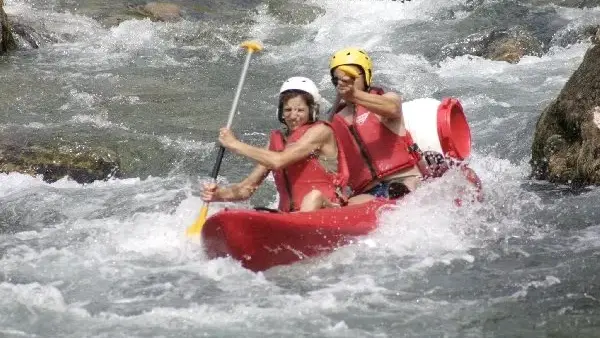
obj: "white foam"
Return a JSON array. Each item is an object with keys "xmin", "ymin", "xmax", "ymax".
[
  {"xmin": 157, "ymin": 136, "xmax": 214, "ymax": 153},
  {"xmin": 0, "ymin": 282, "xmax": 89, "ymax": 317},
  {"xmin": 509, "ymin": 276, "xmax": 561, "ymax": 299}
]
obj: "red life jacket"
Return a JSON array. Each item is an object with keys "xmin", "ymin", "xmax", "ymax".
[
  {"xmin": 269, "ymin": 121, "xmax": 349, "ymax": 212},
  {"xmin": 330, "ymin": 87, "xmax": 420, "ymax": 194}
]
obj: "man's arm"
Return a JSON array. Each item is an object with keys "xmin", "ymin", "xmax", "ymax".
[
  {"xmin": 224, "ymin": 124, "xmax": 330, "ymax": 170},
  {"xmin": 350, "ymin": 90, "xmax": 402, "ymax": 120},
  {"xmin": 336, "ymin": 74, "xmax": 403, "ymax": 120}
]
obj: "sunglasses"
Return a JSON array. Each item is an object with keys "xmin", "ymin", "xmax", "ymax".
[{"xmin": 331, "ymin": 72, "xmax": 363, "ymax": 86}]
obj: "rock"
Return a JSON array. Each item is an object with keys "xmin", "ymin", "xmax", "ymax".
[
  {"xmin": 593, "ymin": 26, "xmax": 600, "ymax": 45},
  {"xmin": 528, "ymin": 0, "xmax": 600, "ymax": 8},
  {"xmin": 530, "ymin": 43, "xmax": 600, "ymax": 185},
  {"xmin": 1, "ymin": 2, "xmax": 59, "ymax": 51},
  {"xmin": 543, "ymin": 134, "xmax": 567, "ymax": 156},
  {"xmin": 0, "ymin": 142, "xmax": 121, "ymax": 184},
  {"xmin": 463, "ymin": 0, "xmax": 485, "ymax": 11},
  {"xmin": 0, "ymin": 0, "xmax": 17, "ymax": 54},
  {"xmin": 10, "ymin": 21, "xmax": 60, "ymax": 49},
  {"xmin": 441, "ymin": 1, "xmax": 571, "ymax": 62},
  {"xmin": 97, "ymin": 12, "xmax": 145, "ymax": 28},
  {"xmin": 127, "ymin": 2, "xmax": 183, "ymax": 22},
  {"xmin": 552, "ymin": 24, "xmax": 600, "ymax": 48},
  {"xmin": 439, "ymin": 26, "xmax": 543, "ymax": 63},
  {"xmin": 484, "ymin": 26, "xmax": 544, "ymax": 63},
  {"xmin": 267, "ymin": 0, "xmax": 325, "ymax": 25}
]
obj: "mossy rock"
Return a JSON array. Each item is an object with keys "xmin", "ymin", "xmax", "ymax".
[
  {"xmin": 126, "ymin": 2, "xmax": 182, "ymax": 22},
  {"xmin": 1, "ymin": 0, "xmax": 17, "ymax": 53},
  {"xmin": 483, "ymin": 26, "xmax": 543, "ymax": 63},
  {"xmin": 530, "ymin": 43, "xmax": 600, "ymax": 185},
  {"xmin": 0, "ymin": 143, "xmax": 121, "ymax": 184}
]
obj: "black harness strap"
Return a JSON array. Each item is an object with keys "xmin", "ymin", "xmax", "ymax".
[{"xmin": 280, "ymin": 133, "xmax": 295, "ymax": 211}]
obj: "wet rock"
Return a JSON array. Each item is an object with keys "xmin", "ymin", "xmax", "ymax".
[
  {"xmin": 440, "ymin": 26, "xmax": 543, "ymax": 63},
  {"xmin": 437, "ymin": 32, "xmax": 487, "ymax": 61},
  {"xmin": 1, "ymin": 3, "xmax": 58, "ymax": 51},
  {"xmin": 267, "ymin": 0, "xmax": 325, "ymax": 25},
  {"xmin": 127, "ymin": 2, "xmax": 183, "ymax": 22},
  {"xmin": 0, "ymin": 142, "xmax": 121, "ymax": 184},
  {"xmin": 9, "ymin": 21, "xmax": 60, "ymax": 49},
  {"xmin": 593, "ymin": 26, "xmax": 600, "ymax": 44},
  {"xmin": 484, "ymin": 26, "xmax": 544, "ymax": 63},
  {"xmin": 552, "ymin": 24, "xmax": 600, "ymax": 48},
  {"xmin": 457, "ymin": 2, "xmax": 534, "ymax": 32},
  {"xmin": 0, "ymin": 0, "xmax": 17, "ymax": 54},
  {"xmin": 443, "ymin": 2, "xmax": 570, "ymax": 59},
  {"xmin": 94, "ymin": 13, "xmax": 140, "ymax": 28},
  {"xmin": 528, "ymin": 0, "xmax": 600, "ymax": 8},
  {"xmin": 424, "ymin": 1, "xmax": 580, "ymax": 63},
  {"xmin": 463, "ymin": 0, "xmax": 485, "ymax": 12},
  {"xmin": 530, "ymin": 43, "xmax": 600, "ymax": 185}
]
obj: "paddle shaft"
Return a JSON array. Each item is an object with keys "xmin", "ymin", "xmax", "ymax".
[
  {"xmin": 186, "ymin": 41, "xmax": 261, "ymax": 237},
  {"xmin": 208, "ymin": 50, "xmax": 255, "ymax": 180}
]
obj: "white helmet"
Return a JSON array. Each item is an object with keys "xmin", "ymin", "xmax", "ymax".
[{"xmin": 277, "ymin": 77, "xmax": 321, "ymax": 123}]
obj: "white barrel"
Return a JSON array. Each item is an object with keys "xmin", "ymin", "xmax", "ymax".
[
  {"xmin": 402, "ymin": 98, "xmax": 444, "ymax": 155},
  {"xmin": 402, "ymin": 97, "xmax": 472, "ymax": 160}
]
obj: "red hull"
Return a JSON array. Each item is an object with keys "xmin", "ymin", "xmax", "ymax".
[{"xmin": 201, "ymin": 199, "xmax": 395, "ymax": 271}]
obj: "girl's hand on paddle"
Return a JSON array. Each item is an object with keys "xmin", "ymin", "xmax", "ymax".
[
  {"xmin": 218, "ymin": 127, "xmax": 240, "ymax": 149},
  {"xmin": 201, "ymin": 182, "xmax": 219, "ymax": 202}
]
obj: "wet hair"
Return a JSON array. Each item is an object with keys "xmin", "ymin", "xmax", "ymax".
[{"xmin": 277, "ymin": 90, "xmax": 316, "ymax": 124}]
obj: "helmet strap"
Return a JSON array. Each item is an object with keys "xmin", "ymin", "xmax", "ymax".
[{"xmin": 311, "ymin": 103, "xmax": 320, "ymax": 122}]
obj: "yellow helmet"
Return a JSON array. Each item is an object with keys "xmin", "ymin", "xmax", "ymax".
[{"xmin": 329, "ymin": 47, "xmax": 373, "ymax": 87}]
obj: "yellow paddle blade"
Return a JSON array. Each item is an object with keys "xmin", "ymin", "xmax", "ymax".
[
  {"xmin": 240, "ymin": 40, "xmax": 263, "ymax": 53},
  {"xmin": 338, "ymin": 65, "xmax": 360, "ymax": 78},
  {"xmin": 185, "ymin": 204, "xmax": 210, "ymax": 237}
]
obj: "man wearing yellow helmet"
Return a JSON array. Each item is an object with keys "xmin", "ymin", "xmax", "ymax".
[{"xmin": 327, "ymin": 47, "xmax": 423, "ymax": 203}]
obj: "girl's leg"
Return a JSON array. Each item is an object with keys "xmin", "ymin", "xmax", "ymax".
[
  {"xmin": 347, "ymin": 194, "xmax": 375, "ymax": 205},
  {"xmin": 299, "ymin": 189, "xmax": 340, "ymax": 211}
]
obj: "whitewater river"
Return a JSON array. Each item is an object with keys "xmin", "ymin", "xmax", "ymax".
[{"xmin": 1, "ymin": 0, "xmax": 600, "ymax": 336}]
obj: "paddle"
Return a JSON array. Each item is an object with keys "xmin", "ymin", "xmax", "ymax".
[
  {"xmin": 185, "ymin": 40, "xmax": 263, "ymax": 237},
  {"xmin": 325, "ymin": 65, "xmax": 360, "ymax": 121}
]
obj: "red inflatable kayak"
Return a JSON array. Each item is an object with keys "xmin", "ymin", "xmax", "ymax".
[{"xmin": 201, "ymin": 198, "xmax": 396, "ymax": 272}]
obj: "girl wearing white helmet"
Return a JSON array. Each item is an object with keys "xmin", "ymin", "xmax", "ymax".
[{"xmin": 202, "ymin": 77, "xmax": 350, "ymax": 212}]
